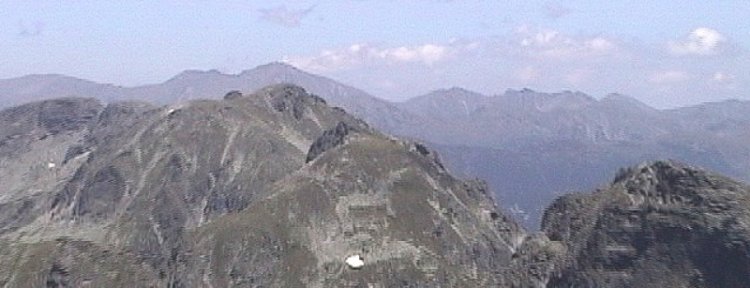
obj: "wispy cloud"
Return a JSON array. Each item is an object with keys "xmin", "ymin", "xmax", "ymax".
[
  {"xmin": 258, "ymin": 5, "xmax": 315, "ymax": 28},
  {"xmin": 712, "ymin": 72, "xmax": 735, "ymax": 83},
  {"xmin": 649, "ymin": 70, "xmax": 690, "ymax": 84},
  {"xmin": 515, "ymin": 26, "xmax": 618, "ymax": 60},
  {"xmin": 284, "ymin": 41, "xmax": 477, "ymax": 72},
  {"xmin": 669, "ymin": 27, "xmax": 725, "ymax": 56},
  {"xmin": 283, "ymin": 25, "xmax": 746, "ymax": 106},
  {"xmin": 287, "ymin": 27, "xmax": 622, "ymax": 74}
]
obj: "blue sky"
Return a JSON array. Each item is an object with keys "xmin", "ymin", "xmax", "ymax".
[{"xmin": 1, "ymin": 1, "xmax": 748, "ymax": 107}]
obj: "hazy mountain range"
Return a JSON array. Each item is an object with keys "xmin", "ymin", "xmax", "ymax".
[
  {"xmin": 399, "ymin": 87, "xmax": 750, "ymax": 226},
  {"xmin": 2, "ymin": 62, "xmax": 749, "ymax": 228}
]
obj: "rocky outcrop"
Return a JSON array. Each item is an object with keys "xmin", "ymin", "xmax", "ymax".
[
  {"xmin": 264, "ymin": 84, "xmax": 326, "ymax": 120},
  {"xmin": 306, "ymin": 121, "xmax": 358, "ymax": 162},
  {"xmin": 543, "ymin": 160, "xmax": 750, "ymax": 287}
]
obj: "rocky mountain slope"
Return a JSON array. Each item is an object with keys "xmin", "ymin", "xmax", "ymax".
[
  {"xmin": 0, "ymin": 85, "xmax": 535, "ymax": 287},
  {"xmin": 2, "ymin": 86, "xmax": 750, "ymax": 287}
]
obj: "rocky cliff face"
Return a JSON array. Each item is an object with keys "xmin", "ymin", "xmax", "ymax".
[
  {"xmin": 543, "ymin": 161, "xmax": 750, "ymax": 287},
  {"xmin": 0, "ymin": 85, "xmax": 529, "ymax": 287}
]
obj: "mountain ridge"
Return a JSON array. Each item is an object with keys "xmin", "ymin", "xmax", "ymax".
[
  {"xmin": 6, "ymin": 62, "xmax": 749, "ymax": 111},
  {"xmin": 3, "ymin": 63, "xmax": 750, "ymax": 229}
]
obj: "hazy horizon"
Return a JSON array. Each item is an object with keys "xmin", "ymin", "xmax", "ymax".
[
  {"xmin": 2, "ymin": 1, "xmax": 748, "ymax": 108},
  {"xmin": 2, "ymin": 61, "xmax": 747, "ymax": 110}
]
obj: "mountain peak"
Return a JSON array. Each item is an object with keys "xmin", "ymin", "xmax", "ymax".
[
  {"xmin": 499, "ymin": 88, "xmax": 596, "ymax": 111},
  {"xmin": 167, "ymin": 69, "xmax": 227, "ymax": 83},
  {"xmin": 611, "ymin": 160, "xmax": 725, "ymax": 199},
  {"xmin": 416, "ymin": 86, "xmax": 486, "ymax": 100},
  {"xmin": 2, "ymin": 73, "xmax": 101, "ymax": 86},
  {"xmin": 256, "ymin": 84, "xmax": 327, "ymax": 119},
  {"xmin": 605, "ymin": 159, "xmax": 750, "ymax": 217},
  {"xmin": 613, "ymin": 160, "xmax": 693, "ymax": 183},
  {"xmin": 258, "ymin": 83, "xmax": 319, "ymax": 99},
  {"xmin": 242, "ymin": 61, "xmax": 302, "ymax": 76},
  {"xmin": 438, "ymin": 86, "xmax": 480, "ymax": 94},
  {"xmin": 601, "ymin": 93, "xmax": 653, "ymax": 109},
  {"xmin": 399, "ymin": 86, "xmax": 487, "ymax": 118}
]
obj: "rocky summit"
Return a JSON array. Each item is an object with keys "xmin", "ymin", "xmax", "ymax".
[{"xmin": 1, "ymin": 85, "xmax": 749, "ymax": 287}]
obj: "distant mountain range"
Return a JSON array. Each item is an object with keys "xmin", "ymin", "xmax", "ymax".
[
  {"xmin": 396, "ymin": 87, "xmax": 750, "ymax": 226},
  {"xmin": 2, "ymin": 62, "xmax": 749, "ymax": 228},
  {"xmin": 0, "ymin": 63, "xmax": 412, "ymax": 135}
]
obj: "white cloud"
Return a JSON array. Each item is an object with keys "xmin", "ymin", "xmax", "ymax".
[
  {"xmin": 258, "ymin": 5, "xmax": 315, "ymax": 28},
  {"xmin": 712, "ymin": 72, "xmax": 735, "ymax": 83},
  {"xmin": 287, "ymin": 28, "xmax": 621, "ymax": 73},
  {"xmin": 669, "ymin": 27, "xmax": 725, "ymax": 55},
  {"xmin": 649, "ymin": 70, "xmax": 690, "ymax": 84},
  {"xmin": 387, "ymin": 44, "xmax": 447, "ymax": 64},
  {"xmin": 280, "ymin": 27, "xmax": 745, "ymax": 106},
  {"xmin": 516, "ymin": 27, "xmax": 618, "ymax": 60},
  {"xmin": 585, "ymin": 37, "xmax": 615, "ymax": 51},
  {"xmin": 284, "ymin": 42, "xmax": 471, "ymax": 72}
]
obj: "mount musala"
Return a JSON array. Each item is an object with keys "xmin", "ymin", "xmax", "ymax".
[{"xmin": 0, "ymin": 84, "xmax": 748, "ymax": 287}]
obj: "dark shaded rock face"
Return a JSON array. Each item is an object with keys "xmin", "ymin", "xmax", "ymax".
[
  {"xmin": 306, "ymin": 121, "xmax": 358, "ymax": 162},
  {"xmin": 223, "ymin": 90, "xmax": 243, "ymax": 100},
  {"xmin": 0, "ymin": 98, "xmax": 102, "ymax": 156},
  {"xmin": 543, "ymin": 161, "xmax": 750, "ymax": 288},
  {"xmin": 46, "ymin": 263, "xmax": 70, "ymax": 288},
  {"xmin": 36, "ymin": 98, "xmax": 101, "ymax": 136}
]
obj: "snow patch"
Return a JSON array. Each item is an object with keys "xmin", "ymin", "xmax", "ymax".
[{"xmin": 345, "ymin": 254, "xmax": 364, "ymax": 269}]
